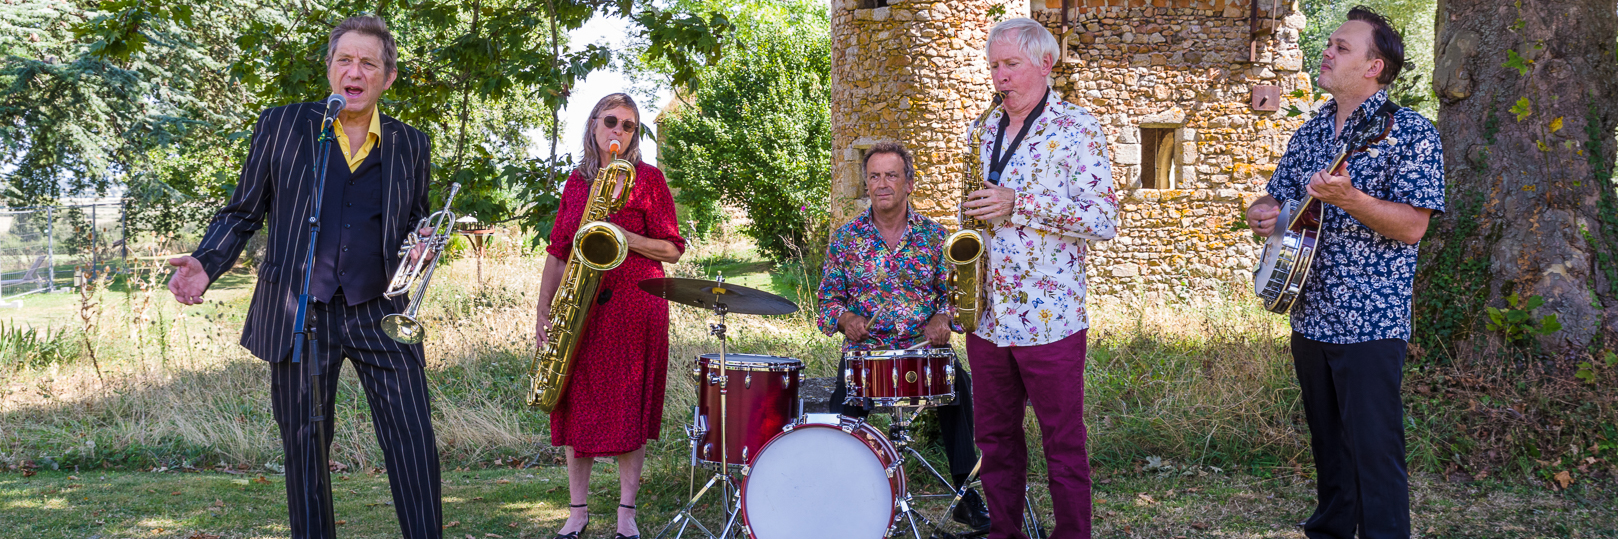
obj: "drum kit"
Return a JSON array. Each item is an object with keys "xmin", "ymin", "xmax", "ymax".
[{"xmin": 638, "ymin": 277, "xmax": 1047, "ymax": 539}]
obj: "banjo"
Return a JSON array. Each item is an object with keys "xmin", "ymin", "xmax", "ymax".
[{"xmin": 1253, "ymin": 101, "xmax": 1400, "ymax": 314}]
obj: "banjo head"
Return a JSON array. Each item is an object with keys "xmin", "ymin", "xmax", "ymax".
[{"xmin": 1252, "ymin": 199, "xmax": 1298, "ymax": 290}]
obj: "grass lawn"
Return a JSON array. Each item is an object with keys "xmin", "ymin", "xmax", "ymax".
[
  {"xmin": 4, "ymin": 467, "xmax": 1614, "ymax": 539},
  {"xmin": 4, "ymin": 224, "xmax": 1616, "ymax": 539}
]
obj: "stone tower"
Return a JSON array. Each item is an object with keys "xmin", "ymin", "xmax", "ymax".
[
  {"xmin": 829, "ymin": 0, "xmax": 1029, "ymax": 224},
  {"xmin": 831, "ymin": 0, "xmax": 1313, "ymax": 300}
]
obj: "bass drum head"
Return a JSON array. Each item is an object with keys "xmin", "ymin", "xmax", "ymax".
[{"xmin": 741, "ymin": 426, "xmax": 894, "ymax": 539}]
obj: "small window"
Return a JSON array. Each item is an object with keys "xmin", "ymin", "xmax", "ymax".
[
  {"xmin": 1140, "ymin": 127, "xmax": 1178, "ymax": 189},
  {"xmin": 858, "ymin": 0, "xmax": 890, "ymax": 8}
]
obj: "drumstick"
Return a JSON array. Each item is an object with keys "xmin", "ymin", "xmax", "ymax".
[
  {"xmin": 856, "ymin": 305, "xmax": 886, "ymax": 343},
  {"xmin": 905, "ymin": 340, "xmax": 930, "ymax": 350}
]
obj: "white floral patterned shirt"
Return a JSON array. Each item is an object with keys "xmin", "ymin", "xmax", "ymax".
[
  {"xmin": 1265, "ymin": 90, "xmax": 1446, "ymax": 344},
  {"xmin": 968, "ymin": 92, "xmax": 1119, "ymax": 347}
]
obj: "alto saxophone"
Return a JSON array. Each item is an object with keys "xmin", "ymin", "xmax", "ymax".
[
  {"xmin": 944, "ymin": 92, "xmax": 1004, "ymax": 333},
  {"xmin": 527, "ymin": 143, "xmax": 637, "ymax": 411}
]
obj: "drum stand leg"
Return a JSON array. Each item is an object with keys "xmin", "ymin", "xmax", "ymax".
[
  {"xmin": 653, "ymin": 468, "xmax": 741, "ymax": 539},
  {"xmin": 1022, "ymin": 489, "xmax": 1046, "ymax": 539},
  {"xmin": 887, "ymin": 407, "xmax": 987, "ymax": 539}
]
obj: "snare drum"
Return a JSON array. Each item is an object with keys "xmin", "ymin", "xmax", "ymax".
[
  {"xmin": 844, "ymin": 347, "xmax": 956, "ymax": 407},
  {"xmin": 693, "ymin": 353, "xmax": 802, "ymax": 466},
  {"xmin": 740, "ymin": 417, "xmax": 905, "ymax": 539}
]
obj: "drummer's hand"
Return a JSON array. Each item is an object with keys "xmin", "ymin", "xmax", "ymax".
[
  {"xmin": 838, "ymin": 312, "xmax": 870, "ymax": 342},
  {"xmin": 925, "ymin": 314, "xmax": 952, "ymax": 345}
]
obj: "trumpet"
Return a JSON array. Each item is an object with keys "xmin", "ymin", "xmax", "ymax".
[{"xmin": 381, "ymin": 182, "xmax": 462, "ymax": 344}]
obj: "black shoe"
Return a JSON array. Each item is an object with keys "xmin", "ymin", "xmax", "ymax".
[
  {"xmin": 554, "ymin": 503, "xmax": 589, "ymax": 539},
  {"xmin": 613, "ymin": 503, "xmax": 640, "ymax": 539},
  {"xmin": 951, "ymin": 488, "xmax": 991, "ymax": 532}
]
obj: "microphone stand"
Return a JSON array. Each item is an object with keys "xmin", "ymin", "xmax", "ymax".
[{"xmin": 288, "ymin": 106, "xmax": 339, "ymax": 538}]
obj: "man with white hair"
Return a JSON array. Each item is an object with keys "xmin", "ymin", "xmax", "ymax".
[{"xmin": 959, "ymin": 17, "xmax": 1118, "ymax": 539}]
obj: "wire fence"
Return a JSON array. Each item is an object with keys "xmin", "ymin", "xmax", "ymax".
[{"xmin": 0, "ymin": 199, "xmax": 202, "ymax": 300}]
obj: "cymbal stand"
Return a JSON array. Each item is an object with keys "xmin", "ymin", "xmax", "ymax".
[{"xmin": 655, "ymin": 277, "xmax": 743, "ymax": 539}]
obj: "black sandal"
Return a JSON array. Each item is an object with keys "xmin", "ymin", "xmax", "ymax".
[
  {"xmin": 613, "ymin": 504, "xmax": 639, "ymax": 539},
  {"xmin": 554, "ymin": 503, "xmax": 589, "ymax": 539}
]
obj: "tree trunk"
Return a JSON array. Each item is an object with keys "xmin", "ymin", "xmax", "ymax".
[{"xmin": 1418, "ymin": 0, "xmax": 1618, "ymax": 361}]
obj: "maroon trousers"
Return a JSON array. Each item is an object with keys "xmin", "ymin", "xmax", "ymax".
[{"xmin": 966, "ymin": 330, "xmax": 1092, "ymax": 539}]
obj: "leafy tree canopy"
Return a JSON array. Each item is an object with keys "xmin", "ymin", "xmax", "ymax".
[
  {"xmin": 0, "ymin": 0, "xmax": 732, "ymax": 242},
  {"xmin": 653, "ymin": 0, "xmax": 829, "ymax": 263}
]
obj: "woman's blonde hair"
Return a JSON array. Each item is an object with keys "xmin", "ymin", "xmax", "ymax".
[{"xmin": 578, "ymin": 93, "xmax": 643, "ymax": 180}]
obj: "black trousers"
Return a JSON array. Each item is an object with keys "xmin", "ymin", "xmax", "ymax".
[
  {"xmin": 270, "ymin": 294, "xmax": 442, "ymax": 539},
  {"xmin": 831, "ymin": 356, "xmax": 978, "ymax": 482},
  {"xmin": 1291, "ymin": 333, "xmax": 1409, "ymax": 539}
]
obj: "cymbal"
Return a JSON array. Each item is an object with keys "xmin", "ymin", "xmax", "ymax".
[{"xmin": 637, "ymin": 277, "xmax": 799, "ymax": 316}]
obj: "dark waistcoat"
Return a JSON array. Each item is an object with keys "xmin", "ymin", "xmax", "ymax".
[{"xmin": 310, "ymin": 141, "xmax": 388, "ymax": 305}]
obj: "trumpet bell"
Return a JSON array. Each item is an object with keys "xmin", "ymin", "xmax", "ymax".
[{"xmin": 382, "ymin": 313, "xmax": 424, "ymax": 344}]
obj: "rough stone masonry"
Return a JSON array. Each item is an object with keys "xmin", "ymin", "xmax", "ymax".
[{"xmin": 830, "ymin": 0, "xmax": 1320, "ymax": 301}]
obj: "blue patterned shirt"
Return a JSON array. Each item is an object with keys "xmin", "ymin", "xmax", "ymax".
[{"xmin": 1265, "ymin": 90, "xmax": 1445, "ymax": 344}]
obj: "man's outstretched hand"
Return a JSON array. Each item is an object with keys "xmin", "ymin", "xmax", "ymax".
[{"xmin": 168, "ymin": 256, "xmax": 209, "ymax": 305}]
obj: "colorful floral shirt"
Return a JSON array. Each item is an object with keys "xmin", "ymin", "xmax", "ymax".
[
  {"xmin": 969, "ymin": 92, "xmax": 1119, "ymax": 347},
  {"xmin": 817, "ymin": 207, "xmax": 953, "ymax": 352},
  {"xmin": 1265, "ymin": 89, "xmax": 1445, "ymax": 344}
]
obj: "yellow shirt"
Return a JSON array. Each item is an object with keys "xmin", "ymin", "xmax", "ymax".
[{"xmin": 332, "ymin": 107, "xmax": 382, "ymax": 172}]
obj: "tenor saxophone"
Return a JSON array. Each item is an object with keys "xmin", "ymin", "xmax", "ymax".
[
  {"xmin": 944, "ymin": 92, "xmax": 1004, "ymax": 333},
  {"xmin": 527, "ymin": 143, "xmax": 637, "ymax": 411}
]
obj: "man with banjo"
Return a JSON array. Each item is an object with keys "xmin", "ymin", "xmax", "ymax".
[
  {"xmin": 1244, "ymin": 7, "xmax": 1443, "ymax": 538},
  {"xmin": 817, "ymin": 141, "xmax": 992, "ymax": 532}
]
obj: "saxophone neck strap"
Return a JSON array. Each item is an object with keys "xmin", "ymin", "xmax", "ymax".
[{"xmin": 987, "ymin": 87, "xmax": 1050, "ymax": 186}]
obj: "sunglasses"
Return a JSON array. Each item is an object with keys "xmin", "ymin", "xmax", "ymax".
[{"xmin": 599, "ymin": 115, "xmax": 638, "ymax": 134}]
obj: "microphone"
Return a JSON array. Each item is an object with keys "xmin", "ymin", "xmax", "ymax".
[{"xmin": 320, "ymin": 93, "xmax": 346, "ymax": 133}]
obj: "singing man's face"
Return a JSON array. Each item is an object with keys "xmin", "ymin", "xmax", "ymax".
[
  {"xmin": 864, "ymin": 152, "xmax": 913, "ymax": 214},
  {"xmin": 327, "ymin": 32, "xmax": 396, "ymax": 115}
]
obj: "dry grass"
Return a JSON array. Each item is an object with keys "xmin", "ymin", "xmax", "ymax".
[{"xmin": 1, "ymin": 219, "xmax": 1612, "ymax": 537}]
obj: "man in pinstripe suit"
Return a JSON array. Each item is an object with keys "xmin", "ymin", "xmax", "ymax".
[{"xmin": 167, "ymin": 16, "xmax": 442, "ymax": 539}]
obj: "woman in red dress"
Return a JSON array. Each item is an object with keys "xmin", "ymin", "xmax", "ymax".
[{"xmin": 535, "ymin": 93, "xmax": 685, "ymax": 539}]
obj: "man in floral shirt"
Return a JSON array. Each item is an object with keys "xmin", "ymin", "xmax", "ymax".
[
  {"xmin": 959, "ymin": 18, "xmax": 1118, "ymax": 539},
  {"xmin": 1245, "ymin": 8, "xmax": 1443, "ymax": 539},
  {"xmin": 817, "ymin": 141, "xmax": 990, "ymax": 531}
]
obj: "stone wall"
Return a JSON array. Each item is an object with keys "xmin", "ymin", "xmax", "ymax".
[
  {"xmin": 831, "ymin": 0, "xmax": 1319, "ymax": 301},
  {"xmin": 829, "ymin": 0, "xmax": 1029, "ymax": 223},
  {"xmin": 1033, "ymin": 0, "xmax": 1315, "ymax": 299}
]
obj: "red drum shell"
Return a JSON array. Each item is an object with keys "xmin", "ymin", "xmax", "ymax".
[
  {"xmin": 693, "ymin": 353, "xmax": 802, "ymax": 466},
  {"xmin": 844, "ymin": 348, "xmax": 956, "ymax": 407}
]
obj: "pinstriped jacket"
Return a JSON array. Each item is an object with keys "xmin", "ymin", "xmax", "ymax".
[{"xmin": 192, "ymin": 102, "xmax": 432, "ymax": 362}]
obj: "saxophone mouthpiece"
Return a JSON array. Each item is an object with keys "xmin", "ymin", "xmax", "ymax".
[{"xmin": 607, "ymin": 140, "xmax": 622, "ymax": 156}]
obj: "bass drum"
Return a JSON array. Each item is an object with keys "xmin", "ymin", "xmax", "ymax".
[{"xmin": 739, "ymin": 418, "xmax": 904, "ymax": 539}]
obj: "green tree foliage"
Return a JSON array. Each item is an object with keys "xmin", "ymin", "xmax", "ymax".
[
  {"xmin": 655, "ymin": 0, "xmax": 828, "ymax": 262},
  {"xmin": 1299, "ymin": 0, "xmax": 1437, "ymax": 117},
  {"xmin": 1, "ymin": 0, "xmax": 731, "ymax": 242}
]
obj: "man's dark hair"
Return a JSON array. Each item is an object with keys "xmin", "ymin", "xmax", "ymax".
[
  {"xmin": 326, "ymin": 15, "xmax": 398, "ymax": 74},
  {"xmin": 1346, "ymin": 6, "xmax": 1405, "ymax": 86},
  {"xmin": 863, "ymin": 141, "xmax": 916, "ymax": 183}
]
